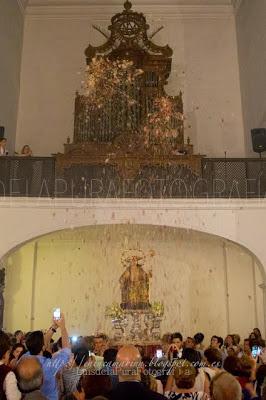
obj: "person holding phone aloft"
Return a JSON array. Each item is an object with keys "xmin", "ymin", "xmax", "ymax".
[{"xmin": 25, "ymin": 313, "xmax": 71, "ymax": 400}]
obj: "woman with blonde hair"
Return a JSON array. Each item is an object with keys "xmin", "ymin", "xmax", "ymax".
[
  {"xmin": 20, "ymin": 145, "xmax": 32, "ymax": 157},
  {"xmin": 210, "ymin": 371, "xmax": 242, "ymax": 400}
]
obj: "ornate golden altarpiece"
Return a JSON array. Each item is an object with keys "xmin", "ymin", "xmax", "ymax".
[{"xmin": 56, "ymin": 1, "xmax": 202, "ymax": 182}]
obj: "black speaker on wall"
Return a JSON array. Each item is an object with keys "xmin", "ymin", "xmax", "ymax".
[
  {"xmin": 251, "ymin": 128, "xmax": 266, "ymax": 154},
  {"xmin": 0, "ymin": 127, "xmax": 4, "ymax": 139}
]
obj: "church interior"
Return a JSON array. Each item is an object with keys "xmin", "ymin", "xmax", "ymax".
[{"xmin": 0, "ymin": 0, "xmax": 266, "ymax": 399}]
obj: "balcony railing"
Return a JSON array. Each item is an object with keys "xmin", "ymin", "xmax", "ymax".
[
  {"xmin": 0, "ymin": 156, "xmax": 265, "ymax": 198},
  {"xmin": 202, "ymin": 158, "xmax": 266, "ymax": 198},
  {"xmin": 0, "ymin": 157, "xmax": 55, "ymax": 198}
]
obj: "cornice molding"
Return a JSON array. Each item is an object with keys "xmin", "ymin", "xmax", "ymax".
[
  {"xmin": 27, "ymin": 0, "xmax": 232, "ymax": 4},
  {"xmin": 16, "ymin": 0, "xmax": 27, "ymax": 15},
  {"xmin": 232, "ymin": 0, "xmax": 243, "ymax": 14},
  {"xmin": 0, "ymin": 197, "xmax": 265, "ymax": 210},
  {"xmin": 25, "ymin": 4, "xmax": 234, "ymax": 20}
]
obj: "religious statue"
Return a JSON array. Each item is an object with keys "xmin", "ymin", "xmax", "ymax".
[
  {"xmin": 106, "ymin": 249, "xmax": 164, "ymax": 342},
  {"xmin": 119, "ymin": 251, "xmax": 152, "ymax": 310}
]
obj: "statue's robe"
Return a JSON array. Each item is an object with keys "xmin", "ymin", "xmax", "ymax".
[{"xmin": 119, "ymin": 264, "xmax": 151, "ymax": 310}]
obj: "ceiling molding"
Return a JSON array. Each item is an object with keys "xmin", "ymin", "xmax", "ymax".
[
  {"xmin": 0, "ymin": 197, "xmax": 265, "ymax": 211},
  {"xmin": 16, "ymin": 0, "xmax": 27, "ymax": 14},
  {"xmin": 25, "ymin": 4, "xmax": 234, "ymax": 20},
  {"xmin": 231, "ymin": 0, "xmax": 243, "ymax": 13},
  {"xmin": 27, "ymin": 0, "xmax": 232, "ymax": 5}
]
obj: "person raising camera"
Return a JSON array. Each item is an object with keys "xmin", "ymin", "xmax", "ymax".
[{"xmin": 25, "ymin": 313, "xmax": 71, "ymax": 400}]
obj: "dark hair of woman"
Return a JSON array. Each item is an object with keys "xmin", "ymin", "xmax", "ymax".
[
  {"xmin": 81, "ymin": 374, "xmax": 112, "ymax": 399},
  {"xmin": 194, "ymin": 332, "xmax": 204, "ymax": 345},
  {"xmin": 253, "ymin": 328, "xmax": 262, "ymax": 338},
  {"xmin": 223, "ymin": 356, "xmax": 242, "ymax": 376},
  {"xmin": 182, "ymin": 348, "xmax": 201, "ymax": 369},
  {"xmin": 103, "ymin": 348, "xmax": 118, "ymax": 364},
  {"xmin": 204, "ymin": 348, "xmax": 222, "ymax": 367},
  {"xmin": 9, "ymin": 343, "xmax": 25, "ymax": 362}
]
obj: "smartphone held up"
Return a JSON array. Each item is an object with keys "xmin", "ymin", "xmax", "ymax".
[
  {"xmin": 53, "ymin": 308, "xmax": 61, "ymax": 321},
  {"xmin": 251, "ymin": 345, "xmax": 262, "ymax": 358},
  {"xmin": 156, "ymin": 349, "xmax": 163, "ymax": 358}
]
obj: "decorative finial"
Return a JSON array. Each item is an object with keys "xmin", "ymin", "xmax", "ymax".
[{"xmin": 124, "ymin": 0, "xmax": 132, "ymax": 11}]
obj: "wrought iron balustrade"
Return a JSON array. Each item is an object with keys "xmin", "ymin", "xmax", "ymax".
[
  {"xmin": 0, "ymin": 157, "xmax": 55, "ymax": 197},
  {"xmin": 201, "ymin": 158, "xmax": 266, "ymax": 198},
  {"xmin": 0, "ymin": 156, "xmax": 266, "ymax": 198}
]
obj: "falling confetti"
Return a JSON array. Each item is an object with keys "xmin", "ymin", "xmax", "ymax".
[
  {"xmin": 82, "ymin": 57, "xmax": 143, "ymax": 111},
  {"xmin": 143, "ymin": 96, "xmax": 183, "ymax": 146}
]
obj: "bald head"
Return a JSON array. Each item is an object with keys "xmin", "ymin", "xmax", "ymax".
[
  {"xmin": 16, "ymin": 356, "xmax": 43, "ymax": 393},
  {"xmin": 210, "ymin": 371, "xmax": 242, "ymax": 400},
  {"xmin": 116, "ymin": 345, "xmax": 142, "ymax": 382},
  {"xmin": 116, "ymin": 345, "xmax": 141, "ymax": 364}
]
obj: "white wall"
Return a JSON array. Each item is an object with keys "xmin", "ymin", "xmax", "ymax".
[
  {"xmin": 0, "ymin": 197, "xmax": 266, "ymax": 269},
  {"xmin": 236, "ymin": 0, "xmax": 266, "ymax": 156},
  {"xmin": 0, "ymin": 0, "xmax": 24, "ymax": 153},
  {"xmin": 0, "ymin": 197, "xmax": 265, "ymax": 336},
  {"xmin": 3, "ymin": 225, "xmax": 264, "ymax": 342},
  {"xmin": 16, "ymin": 3, "xmax": 245, "ymax": 157}
]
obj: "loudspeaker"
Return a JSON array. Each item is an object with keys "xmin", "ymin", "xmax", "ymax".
[
  {"xmin": 0, "ymin": 127, "xmax": 4, "ymax": 139},
  {"xmin": 251, "ymin": 128, "xmax": 266, "ymax": 153}
]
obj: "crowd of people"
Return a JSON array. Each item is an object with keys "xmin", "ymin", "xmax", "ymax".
[{"xmin": 1, "ymin": 315, "xmax": 266, "ymax": 400}]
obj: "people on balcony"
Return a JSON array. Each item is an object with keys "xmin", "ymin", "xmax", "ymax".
[
  {"xmin": 0, "ymin": 138, "xmax": 8, "ymax": 156},
  {"xmin": 20, "ymin": 145, "xmax": 33, "ymax": 157}
]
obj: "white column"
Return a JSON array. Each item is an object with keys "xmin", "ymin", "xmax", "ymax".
[
  {"xmin": 30, "ymin": 241, "xmax": 38, "ymax": 331},
  {"xmin": 223, "ymin": 241, "xmax": 230, "ymax": 333},
  {"xmin": 259, "ymin": 283, "xmax": 266, "ymax": 338}
]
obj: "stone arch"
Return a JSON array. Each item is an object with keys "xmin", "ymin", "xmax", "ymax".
[
  {"xmin": 1, "ymin": 221, "xmax": 266, "ymax": 336},
  {"xmin": 1, "ymin": 223, "xmax": 265, "ymax": 283}
]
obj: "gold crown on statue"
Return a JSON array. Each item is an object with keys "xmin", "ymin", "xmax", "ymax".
[{"xmin": 121, "ymin": 248, "xmax": 146, "ymax": 266}]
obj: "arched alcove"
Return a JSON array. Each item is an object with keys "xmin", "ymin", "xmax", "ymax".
[{"xmin": 2, "ymin": 224, "xmax": 265, "ymax": 341}]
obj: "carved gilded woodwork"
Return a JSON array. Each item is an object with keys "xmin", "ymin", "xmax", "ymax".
[{"xmin": 56, "ymin": 0, "xmax": 203, "ymax": 180}]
